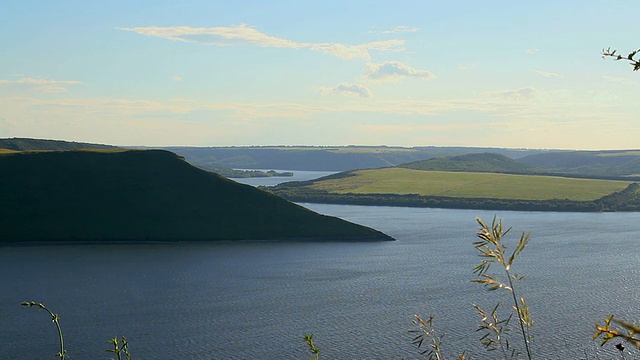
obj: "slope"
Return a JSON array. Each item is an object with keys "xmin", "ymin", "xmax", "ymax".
[
  {"xmin": 518, "ymin": 150, "xmax": 640, "ymax": 177},
  {"xmin": 0, "ymin": 150, "xmax": 392, "ymax": 242},
  {"xmin": 0, "ymin": 137, "xmax": 117, "ymax": 151},
  {"xmin": 399, "ymin": 152, "xmax": 538, "ymax": 174}
]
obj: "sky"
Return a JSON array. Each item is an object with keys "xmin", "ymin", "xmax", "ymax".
[{"xmin": 1, "ymin": 1, "xmax": 639, "ymax": 150}]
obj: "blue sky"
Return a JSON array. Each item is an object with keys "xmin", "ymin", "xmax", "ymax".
[{"xmin": 1, "ymin": 1, "xmax": 639, "ymax": 149}]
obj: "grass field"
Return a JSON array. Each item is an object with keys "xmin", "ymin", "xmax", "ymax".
[{"xmin": 308, "ymin": 168, "xmax": 632, "ymax": 201}]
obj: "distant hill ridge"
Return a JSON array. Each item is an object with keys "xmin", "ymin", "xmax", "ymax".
[
  {"xmin": 399, "ymin": 152, "xmax": 538, "ymax": 174},
  {"xmin": 0, "ymin": 149, "xmax": 392, "ymax": 242},
  {"xmin": 0, "ymin": 137, "xmax": 117, "ymax": 151},
  {"xmin": 518, "ymin": 150, "xmax": 640, "ymax": 177},
  {"xmin": 164, "ymin": 146, "xmax": 545, "ymax": 171}
]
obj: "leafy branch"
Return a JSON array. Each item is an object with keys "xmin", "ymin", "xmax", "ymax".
[
  {"xmin": 602, "ymin": 47, "xmax": 640, "ymax": 71},
  {"xmin": 594, "ymin": 314, "xmax": 640, "ymax": 352}
]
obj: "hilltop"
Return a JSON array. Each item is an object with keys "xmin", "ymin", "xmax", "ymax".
[
  {"xmin": 164, "ymin": 146, "xmax": 545, "ymax": 171},
  {"xmin": 0, "ymin": 150, "xmax": 392, "ymax": 242},
  {"xmin": 0, "ymin": 137, "xmax": 117, "ymax": 151},
  {"xmin": 518, "ymin": 150, "xmax": 640, "ymax": 177},
  {"xmin": 399, "ymin": 152, "xmax": 538, "ymax": 174}
]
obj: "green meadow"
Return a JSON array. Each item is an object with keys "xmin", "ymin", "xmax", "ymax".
[{"xmin": 308, "ymin": 168, "xmax": 632, "ymax": 201}]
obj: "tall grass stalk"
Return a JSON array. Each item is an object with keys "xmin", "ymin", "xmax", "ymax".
[
  {"xmin": 21, "ymin": 300, "xmax": 67, "ymax": 359},
  {"xmin": 471, "ymin": 217, "xmax": 532, "ymax": 360},
  {"xmin": 410, "ymin": 314, "xmax": 466, "ymax": 360},
  {"xmin": 304, "ymin": 333, "xmax": 321, "ymax": 360}
]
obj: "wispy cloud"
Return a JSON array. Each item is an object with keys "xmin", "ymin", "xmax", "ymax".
[
  {"xmin": 485, "ymin": 87, "xmax": 539, "ymax": 101},
  {"xmin": 531, "ymin": 69, "xmax": 563, "ymax": 78},
  {"xmin": 319, "ymin": 83, "xmax": 372, "ymax": 98},
  {"xmin": 458, "ymin": 63, "xmax": 476, "ymax": 71},
  {"xmin": 118, "ymin": 24, "xmax": 406, "ymax": 60},
  {"xmin": 526, "ymin": 48, "xmax": 539, "ymax": 54},
  {"xmin": 172, "ymin": 75, "xmax": 183, "ymax": 82},
  {"xmin": 364, "ymin": 61, "xmax": 435, "ymax": 82},
  {"xmin": 0, "ymin": 77, "xmax": 81, "ymax": 92},
  {"xmin": 602, "ymin": 75, "xmax": 636, "ymax": 85},
  {"xmin": 369, "ymin": 25, "xmax": 419, "ymax": 34}
]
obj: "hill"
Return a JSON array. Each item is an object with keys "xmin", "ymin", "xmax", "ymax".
[
  {"xmin": 399, "ymin": 152, "xmax": 538, "ymax": 174},
  {"xmin": 269, "ymin": 167, "xmax": 640, "ymax": 212},
  {"xmin": 0, "ymin": 137, "xmax": 117, "ymax": 151},
  {"xmin": 0, "ymin": 150, "xmax": 392, "ymax": 242},
  {"xmin": 164, "ymin": 146, "xmax": 545, "ymax": 171},
  {"xmin": 518, "ymin": 150, "xmax": 640, "ymax": 177}
]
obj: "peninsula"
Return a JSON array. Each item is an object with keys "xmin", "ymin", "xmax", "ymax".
[{"xmin": 0, "ymin": 149, "xmax": 393, "ymax": 242}]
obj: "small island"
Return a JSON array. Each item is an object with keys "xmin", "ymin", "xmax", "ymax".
[{"xmin": 215, "ymin": 168, "xmax": 294, "ymax": 178}]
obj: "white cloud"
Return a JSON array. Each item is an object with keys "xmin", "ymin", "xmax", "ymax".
[
  {"xmin": 458, "ymin": 63, "xmax": 476, "ymax": 71},
  {"xmin": 369, "ymin": 25, "xmax": 419, "ymax": 34},
  {"xmin": 172, "ymin": 75, "xmax": 183, "ymax": 82},
  {"xmin": 602, "ymin": 75, "xmax": 636, "ymax": 85},
  {"xmin": 364, "ymin": 61, "xmax": 435, "ymax": 82},
  {"xmin": 486, "ymin": 87, "xmax": 539, "ymax": 101},
  {"xmin": 531, "ymin": 69, "xmax": 563, "ymax": 78},
  {"xmin": 118, "ymin": 24, "xmax": 405, "ymax": 61},
  {"xmin": 526, "ymin": 48, "xmax": 539, "ymax": 54},
  {"xmin": 0, "ymin": 77, "xmax": 81, "ymax": 92},
  {"xmin": 319, "ymin": 83, "xmax": 372, "ymax": 98}
]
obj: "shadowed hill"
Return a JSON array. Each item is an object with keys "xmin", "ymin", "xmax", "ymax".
[
  {"xmin": 399, "ymin": 152, "xmax": 538, "ymax": 174},
  {"xmin": 0, "ymin": 137, "xmax": 117, "ymax": 151},
  {"xmin": 0, "ymin": 150, "xmax": 392, "ymax": 242}
]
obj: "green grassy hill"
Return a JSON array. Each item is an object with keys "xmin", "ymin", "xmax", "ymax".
[
  {"xmin": 270, "ymin": 166, "xmax": 640, "ymax": 211},
  {"xmin": 295, "ymin": 168, "xmax": 631, "ymax": 201},
  {"xmin": 0, "ymin": 150, "xmax": 392, "ymax": 242},
  {"xmin": 399, "ymin": 152, "xmax": 538, "ymax": 174}
]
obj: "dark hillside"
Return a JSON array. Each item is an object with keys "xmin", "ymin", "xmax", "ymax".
[
  {"xmin": 0, "ymin": 150, "xmax": 392, "ymax": 242},
  {"xmin": 0, "ymin": 137, "xmax": 117, "ymax": 151},
  {"xmin": 399, "ymin": 152, "xmax": 538, "ymax": 174}
]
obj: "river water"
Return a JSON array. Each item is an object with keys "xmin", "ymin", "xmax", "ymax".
[{"xmin": 1, "ymin": 172, "xmax": 638, "ymax": 359}]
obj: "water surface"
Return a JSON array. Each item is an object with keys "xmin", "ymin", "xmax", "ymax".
[{"xmin": 2, "ymin": 205, "xmax": 639, "ymax": 359}]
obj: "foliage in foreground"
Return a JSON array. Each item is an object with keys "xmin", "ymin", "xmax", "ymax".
[
  {"xmin": 410, "ymin": 217, "xmax": 532, "ymax": 360},
  {"xmin": 602, "ymin": 47, "xmax": 640, "ymax": 71},
  {"xmin": 21, "ymin": 301, "xmax": 129, "ymax": 360}
]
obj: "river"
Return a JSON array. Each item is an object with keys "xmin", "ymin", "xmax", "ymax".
[{"xmin": 1, "ymin": 172, "xmax": 638, "ymax": 359}]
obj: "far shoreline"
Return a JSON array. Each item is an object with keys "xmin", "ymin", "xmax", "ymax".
[{"xmin": 0, "ymin": 233, "xmax": 395, "ymax": 246}]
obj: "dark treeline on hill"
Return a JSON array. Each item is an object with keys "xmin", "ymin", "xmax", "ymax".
[
  {"xmin": 0, "ymin": 150, "xmax": 392, "ymax": 242},
  {"xmin": 518, "ymin": 150, "xmax": 640, "ymax": 177},
  {"xmin": 396, "ymin": 152, "xmax": 640, "ymax": 181},
  {"xmin": 0, "ymin": 137, "xmax": 117, "ymax": 151},
  {"xmin": 267, "ymin": 182, "xmax": 640, "ymax": 212},
  {"xmin": 399, "ymin": 152, "xmax": 538, "ymax": 174}
]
